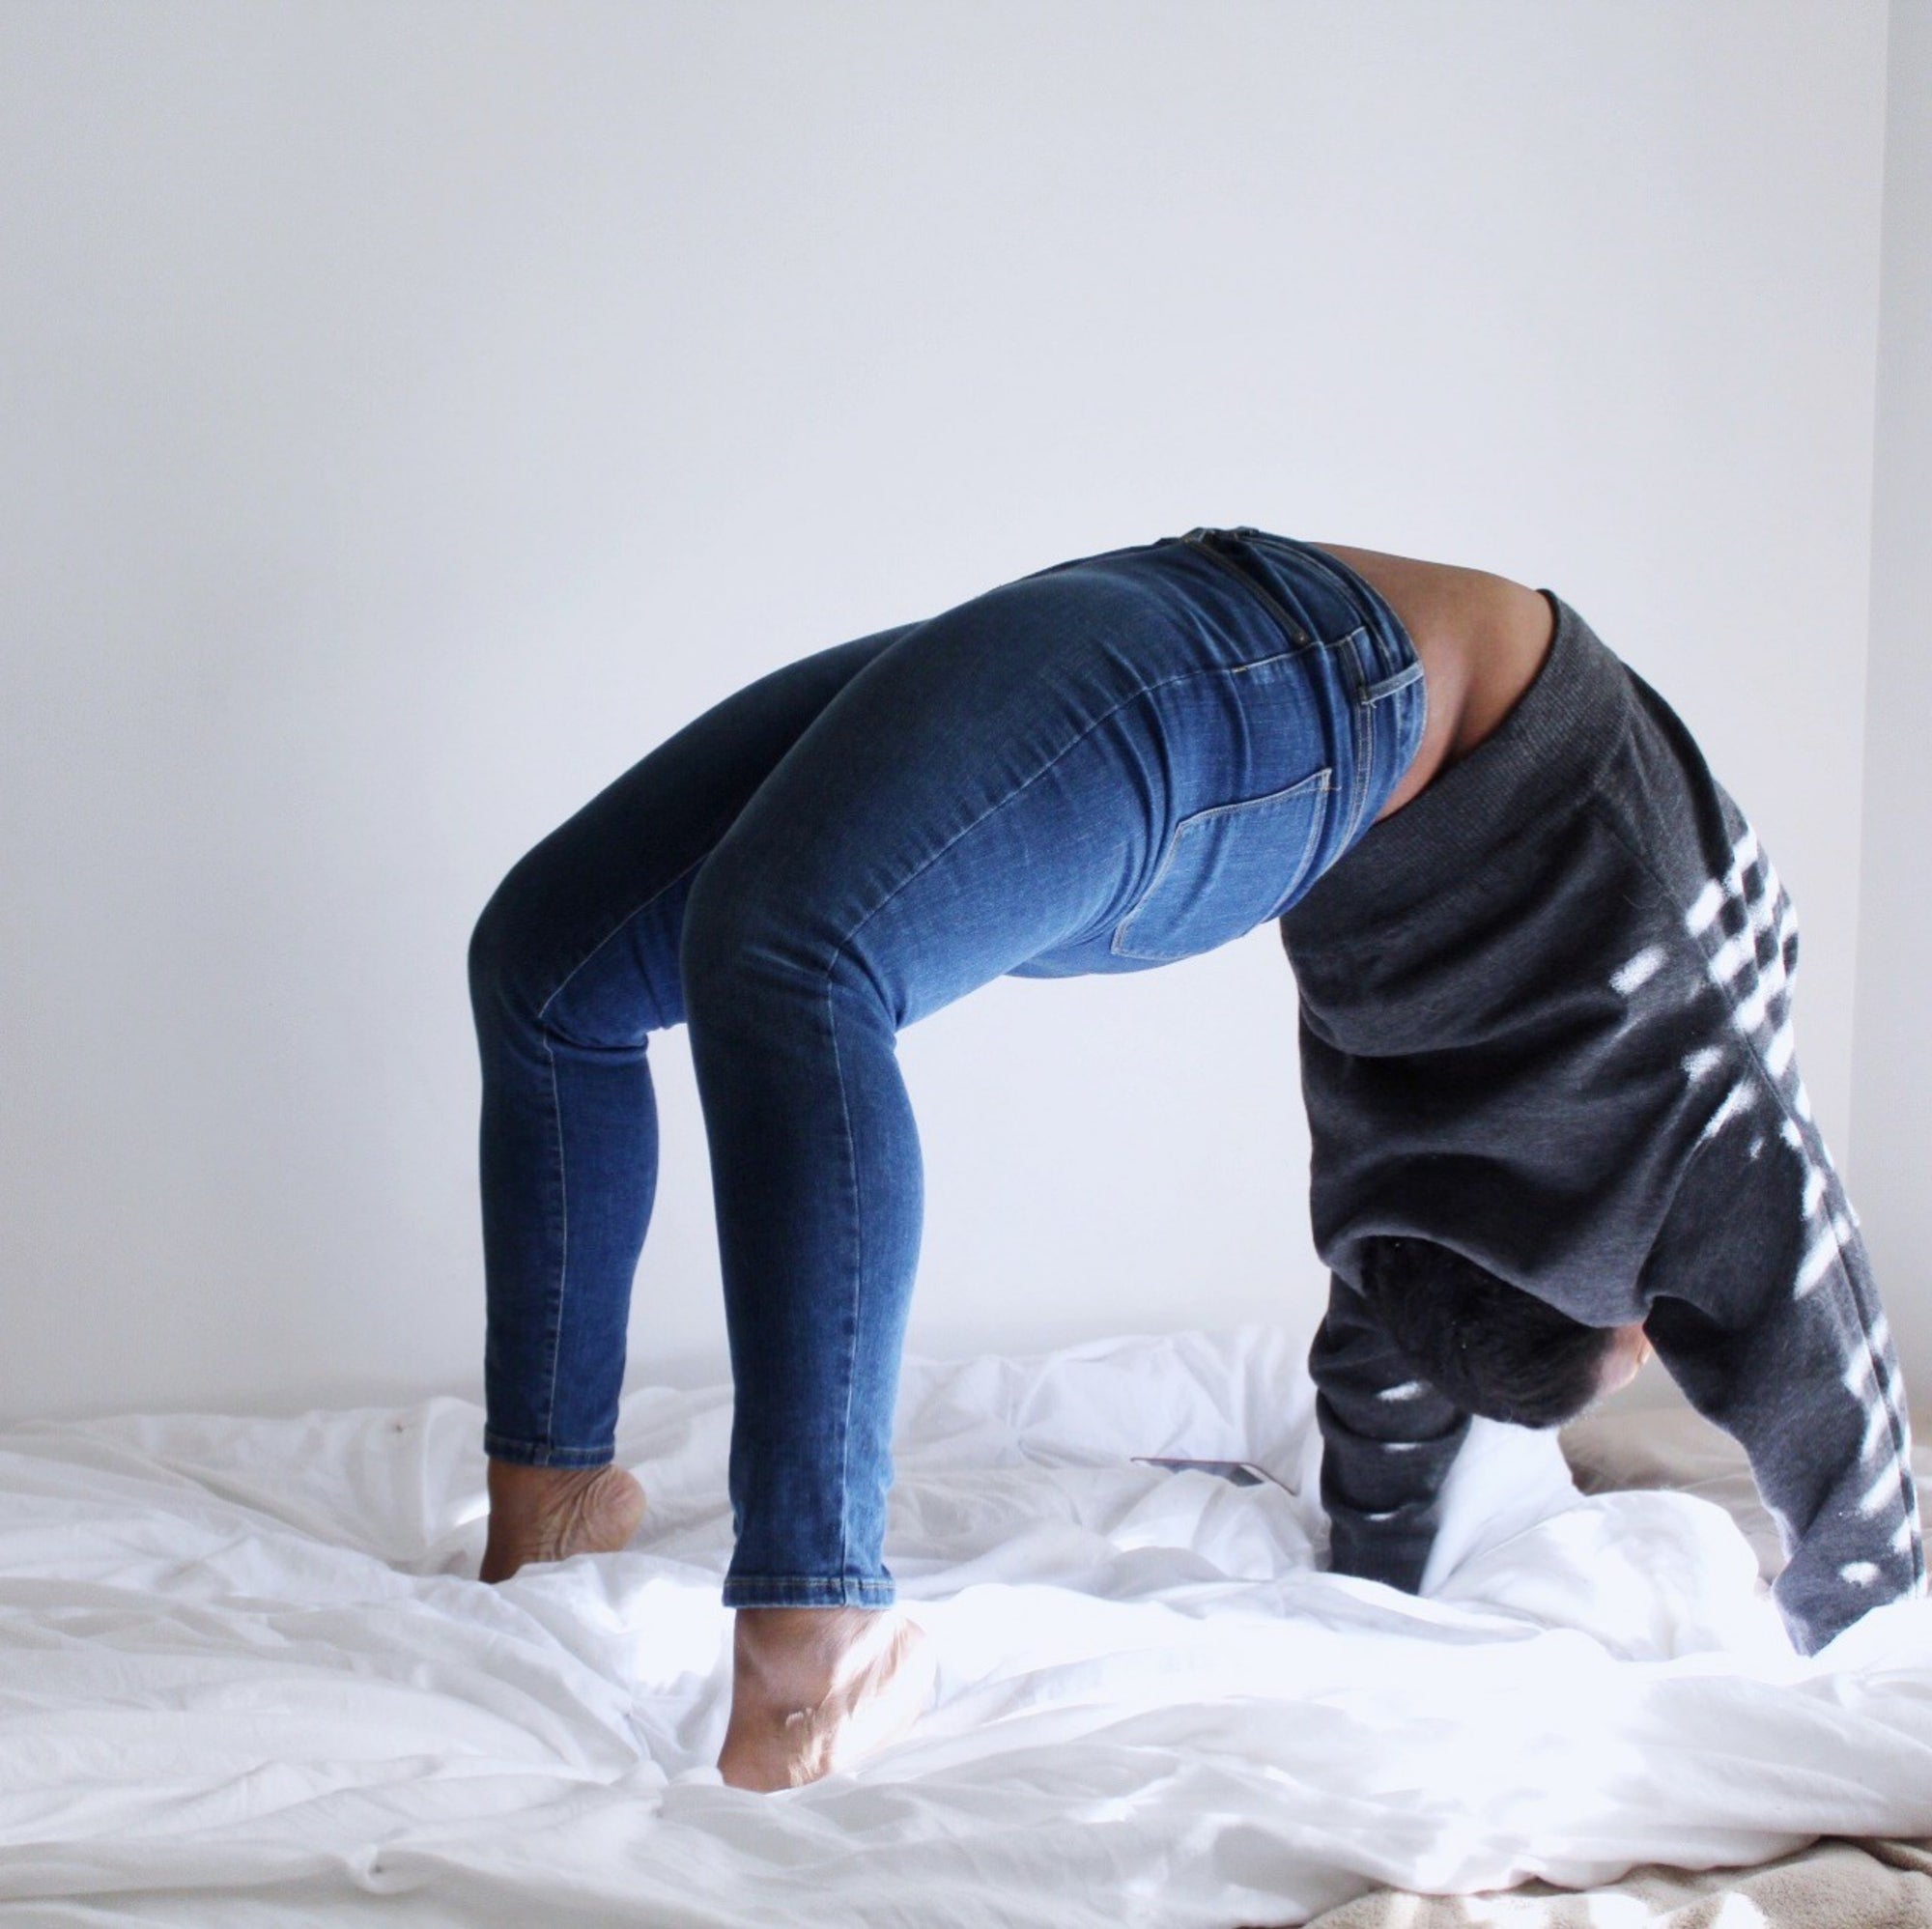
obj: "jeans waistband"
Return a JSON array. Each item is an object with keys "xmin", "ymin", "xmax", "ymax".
[{"xmin": 1175, "ymin": 526, "xmax": 1423, "ymax": 697}]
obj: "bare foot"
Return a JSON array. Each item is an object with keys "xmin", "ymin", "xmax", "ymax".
[
  {"xmin": 717, "ymin": 1605, "xmax": 937, "ymax": 1792},
  {"xmin": 479, "ymin": 1460, "xmax": 646, "ymax": 1582}
]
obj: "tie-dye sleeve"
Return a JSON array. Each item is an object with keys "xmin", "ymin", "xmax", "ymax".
[
  {"xmin": 1308, "ymin": 1272, "xmax": 1471, "ymax": 1594},
  {"xmin": 1643, "ymin": 808, "xmax": 1924, "ymax": 1656}
]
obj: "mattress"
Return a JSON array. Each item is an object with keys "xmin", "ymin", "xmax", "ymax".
[{"xmin": 2, "ymin": 1322, "xmax": 1928, "ymax": 1926}]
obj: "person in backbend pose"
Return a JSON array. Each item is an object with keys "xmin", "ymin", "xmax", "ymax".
[{"xmin": 467, "ymin": 525, "xmax": 1924, "ymax": 1792}]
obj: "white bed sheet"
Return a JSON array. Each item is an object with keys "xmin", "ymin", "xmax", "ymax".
[{"xmin": 3, "ymin": 1322, "xmax": 1929, "ymax": 1927}]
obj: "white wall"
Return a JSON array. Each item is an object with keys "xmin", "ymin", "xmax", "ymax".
[
  {"xmin": 0, "ymin": 1, "xmax": 1899, "ymax": 1426},
  {"xmin": 1850, "ymin": 0, "xmax": 1932, "ymax": 1407}
]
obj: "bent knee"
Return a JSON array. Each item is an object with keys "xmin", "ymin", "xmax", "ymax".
[
  {"xmin": 468, "ymin": 864, "xmax": 547, "ymax": 1020},
  {"xmin": 469, "ymin": 855, "xmax": 690, "ymax": 1043}
]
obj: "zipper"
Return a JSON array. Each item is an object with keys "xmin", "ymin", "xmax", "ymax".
[{"xmin": 1179, "ymin": 527, "xmax": 1311, "ymax": 645}]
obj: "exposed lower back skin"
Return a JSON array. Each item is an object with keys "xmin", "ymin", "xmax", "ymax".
[{"xmin": 1305, "ymin": 541, "xmax": 1557, "ymax": 823}]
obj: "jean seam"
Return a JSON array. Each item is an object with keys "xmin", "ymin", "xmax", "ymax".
[
  {"xmin": 1350, "ymin": 691, "xmax": 1375, "ymax": 845},
  {"xmin": 483, "ymin": 1429, "xmax": 612, "ymax": 1466},
  {"xmin": 1333, "ymin": 638, "xmax": 1375, "ymax": 849},
  {"xmin": 1229, "ymin": 648, "xmax": 1310, "ymax": 676},
  {"xmin": 827, "ymin": 972, "xmax": 861, "ymax": 1584},
  {"xmin": 723, "ymin": 1575, "xmax": 895, "ymax": 1599},
  {"xmin": 540, "ymin": 1033, "xmax": 569, "ymax": 1446},
  {"xmin": 1363, "ymin": 660, "xmax": 1425, "ymax": 703}
]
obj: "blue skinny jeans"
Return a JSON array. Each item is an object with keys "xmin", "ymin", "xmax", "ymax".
[{"xmin": 468, "ymin": 526, "xmax": 1426, "ymax": 1607}]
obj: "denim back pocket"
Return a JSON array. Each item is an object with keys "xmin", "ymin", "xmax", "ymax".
[{"xmin": 1110, "ymin": 767, "xmax": 1334, "ymax": 963}]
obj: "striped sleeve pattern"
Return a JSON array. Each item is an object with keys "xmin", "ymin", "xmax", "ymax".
[
  {"xmin": 1644, "ymin": 808, "xmax": 1925, "ymax": 1656},
  {"xmin": 1308, "ymin": 1273, "xmax": 1470, "ymax": 1593}
]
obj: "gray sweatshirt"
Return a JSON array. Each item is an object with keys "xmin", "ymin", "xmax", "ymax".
[{"xmin": 1277, "ymin": 587, "xmax": 1924, "ymax": 1657}]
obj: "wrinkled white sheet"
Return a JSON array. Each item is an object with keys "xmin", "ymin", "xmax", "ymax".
[{"xmin": 2, "ymin": 1321, "xmax": 1929, "ymax": 1928}]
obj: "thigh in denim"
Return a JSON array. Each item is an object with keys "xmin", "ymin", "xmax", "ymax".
[{"xmin": 1005, "ymin": 639, "xmax": 1353, "ymax": 977}]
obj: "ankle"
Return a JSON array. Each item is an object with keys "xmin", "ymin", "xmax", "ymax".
[
  {"xmin": 488, "ymin": 1459, "xmax": 606, "ymax": 1503},
  {"xmin": 479, "ymin": 1461, "xmax": 643, "ymax": 1583},
  {"xmin": 732, "ymin": 1606, "xmax": 892, "ymax": 1689}
]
